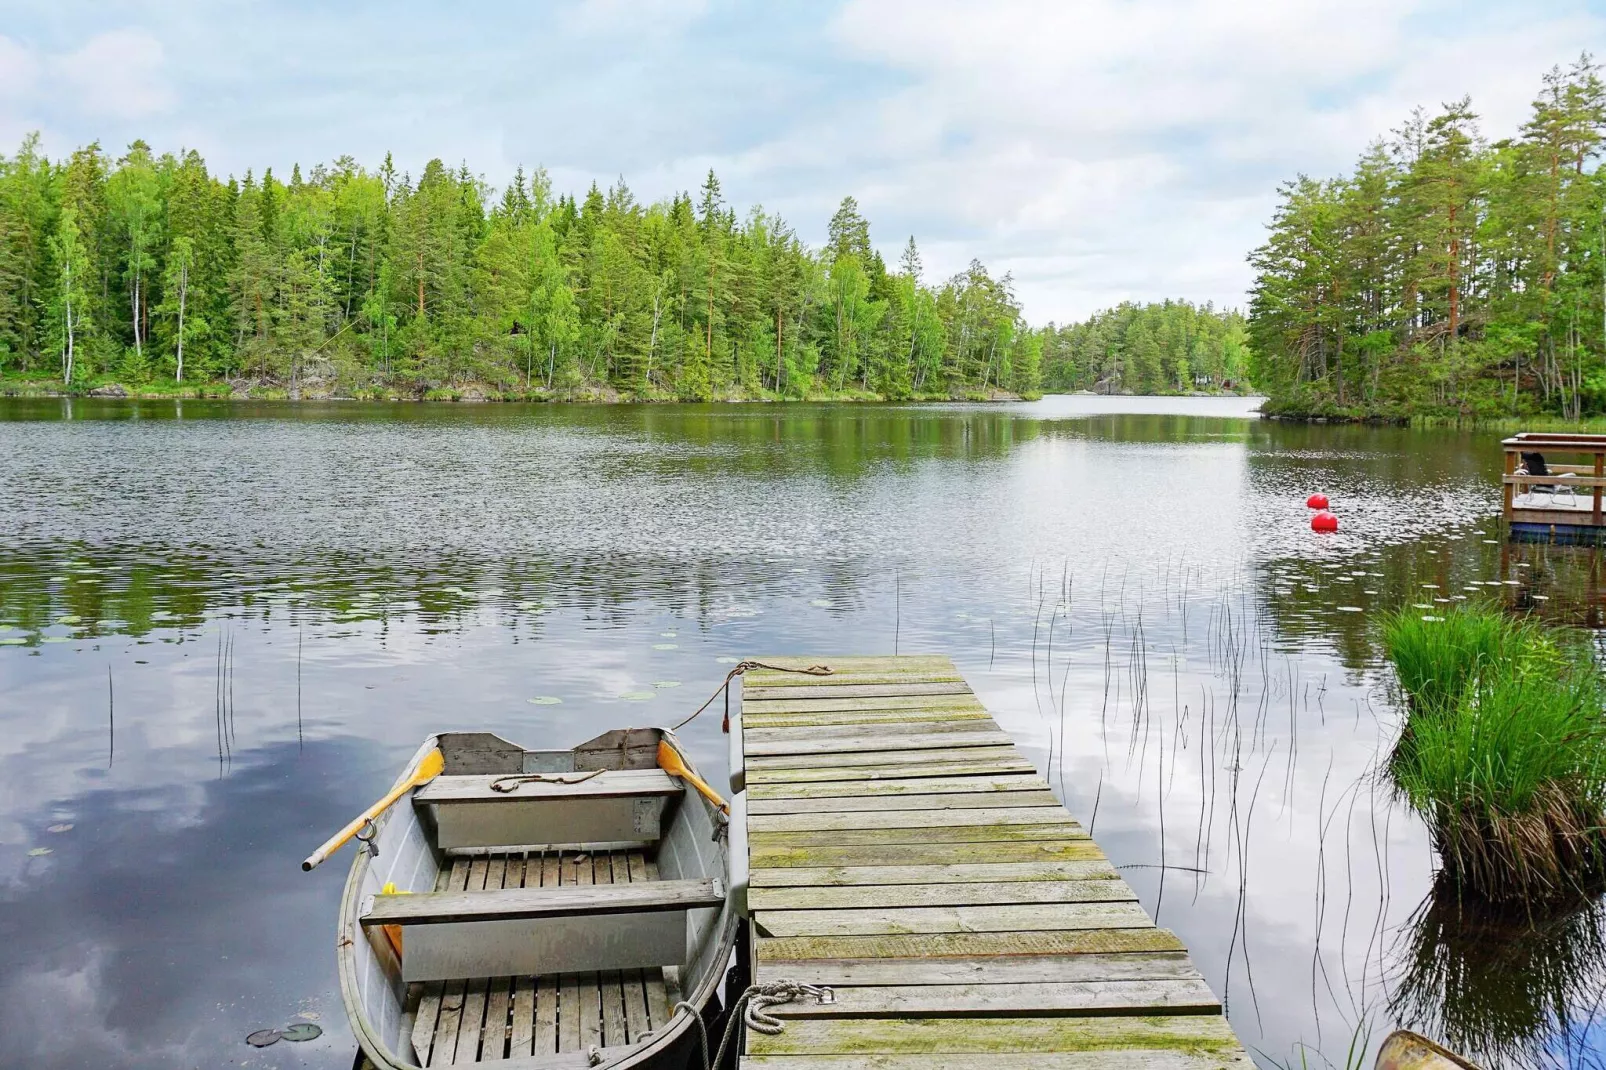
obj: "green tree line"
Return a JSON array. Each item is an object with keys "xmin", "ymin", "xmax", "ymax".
[
  {"xmin": 0, "ymin": 138, "xmax": 1050, "ymax": 400},
  {"xmin": 1250, "ymin": 56, "xmax": 1606, "ymax": 420},
  {"xmin": 1039, "ymin": 300, "xmax": 1250, "ymax": 394}
]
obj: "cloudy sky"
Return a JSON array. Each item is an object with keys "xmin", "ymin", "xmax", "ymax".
[{"xmin": 2, "ymin": 1, "xmax": 1603, "ymax": 323}]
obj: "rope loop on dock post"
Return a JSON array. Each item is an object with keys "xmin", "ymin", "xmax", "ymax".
[
  {"xmin": 676, "ymin": 980, "xmax": 834, "ymax": 1070},
  {"xmin": 668, "ymin": 660, "xmax": 834, "ymax": 733}
]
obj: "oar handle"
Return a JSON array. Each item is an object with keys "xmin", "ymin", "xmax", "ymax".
[
  {"xmin": 302, "ymin": 779, "xmax": 410, "ymax": 871},
  {"xmin": 303, "ymin": 748, "xmax": 444, "ymax": 871}
]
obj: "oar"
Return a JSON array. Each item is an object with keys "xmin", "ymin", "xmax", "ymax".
[
  {"xmin": 302, "ymin": 749, "xmax": 445, "ymax": 871},
  {"xmin": 657, "ymin": 740, "xmax": 728, "ymax": 814}
]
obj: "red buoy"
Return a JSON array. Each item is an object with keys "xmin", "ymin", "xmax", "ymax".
[
  {"xmin": 1307, "ymin": 493, "xmax": 1330, "ymax": 509},
  {"xmin": 1311, "ymin": 511, "xmax": 1338, "ymax": 532}
]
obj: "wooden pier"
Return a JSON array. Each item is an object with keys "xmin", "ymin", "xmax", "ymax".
[
  {"xmin": 732, "ymin": 655, "xmax": 1250, "ymax": 1069},
  {"xmin": 1503, "ymin": 432, "xmax": 1606, "ymax": 543}
]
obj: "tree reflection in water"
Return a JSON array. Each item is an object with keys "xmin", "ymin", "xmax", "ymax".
[{"xmin": 1391, "ymin": 876, "xmax": 1606, "ymax": 1070}]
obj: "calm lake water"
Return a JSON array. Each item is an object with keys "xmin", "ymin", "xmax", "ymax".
[{"xmin": 2, "ymin": 394, "xmax": 1604, "ymax": 1070}]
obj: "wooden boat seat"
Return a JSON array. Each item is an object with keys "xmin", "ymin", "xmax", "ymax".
[
  {"xmin": 414, "ymin": 771, "xmax": 684, "ymax": 850},
  {"xmin": 406, "ymin": 849, "xmax": 684, "ymax": 1066},
  {"xmin": 365, "ymin": 878, "xmax": 723, "ymax": 983}
]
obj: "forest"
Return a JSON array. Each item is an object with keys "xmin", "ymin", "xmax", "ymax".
[
  {"xmin": 0, "ymin": 139, "xmax": 1056, "ymax": 402},
  {"xmin": 1249, "ymin": 56, "xmax": 1606, "ymax": 421},
  {"xmin": 1039, "ymin": 300, "xmax": 1249, "ymax": 394}
]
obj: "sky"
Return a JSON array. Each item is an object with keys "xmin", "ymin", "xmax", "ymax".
[{"xmin": 2, "ymin": 0, "xmax": 1604, "ymax": 324}]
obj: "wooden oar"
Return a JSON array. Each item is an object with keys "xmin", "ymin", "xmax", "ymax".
[
  {"xmin": 657, "ymin": 740, "xmax": 728, "ymax": 813},
  {"xmin": 302, "ymin": 749, "xmax": 445, "ymax": 871}
]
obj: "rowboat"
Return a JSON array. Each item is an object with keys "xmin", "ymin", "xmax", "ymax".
[
  {"xmin": 1374, "ymin": 1030, "xmax": 1482, "ymax": 1070},
  {"xmin": 309, "ymin": 728, "xmax": 741, "ymax": 1069}
]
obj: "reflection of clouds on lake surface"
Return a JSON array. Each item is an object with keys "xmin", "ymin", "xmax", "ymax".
[{"xmin": 0, "ymin": 395, "xmax": 1603, "ymax": 1068}]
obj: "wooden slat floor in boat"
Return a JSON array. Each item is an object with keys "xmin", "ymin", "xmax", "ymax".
[
  {"xmin": 738, "ymin": 655, "xmax": 1252, "ymax": 1070},
  {"xmin": 405, "ymin": 848, "xmax": 678, "ymax": 1066}
]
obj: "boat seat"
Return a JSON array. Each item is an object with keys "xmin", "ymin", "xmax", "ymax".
[
  {"xmin": 362, "ymin": 878, "xmax": 722, "ymax": 983},
  {"xmin": 414, "ymin": 770, "xmax": 684, "ymax": 850}
]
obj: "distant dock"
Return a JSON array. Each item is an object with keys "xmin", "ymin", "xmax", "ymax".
[
  {"xmin": 1504, "ymin": 432, "xmax": 1606, "ymax": 543},
  {"xmin": 733, "ymin": 654, "xmax": 1251, "ymax": 1069}
]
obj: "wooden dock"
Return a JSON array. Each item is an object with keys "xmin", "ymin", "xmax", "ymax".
[{"xmin": 733, "ymin": 654, "xmax": 1251, "ymax": 1070}]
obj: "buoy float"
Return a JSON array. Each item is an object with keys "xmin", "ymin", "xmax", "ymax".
[
  {"xmin": 1311, "ymin": 511, "xmax": 1338, "ymax": 532},
  {"xmin": 1306, "ymin": 493, "xmax": 1330, "ymax": 509}
]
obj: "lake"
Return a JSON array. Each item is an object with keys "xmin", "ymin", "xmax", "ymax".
[{"xmin": 1, "ymin": 394, "xmax": 1603, "ymax": 1069}]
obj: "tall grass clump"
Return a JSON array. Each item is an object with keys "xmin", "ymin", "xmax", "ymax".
[{"xmin": 1383, "ymin": 605, "xmax": 1606, "ymax": 903}]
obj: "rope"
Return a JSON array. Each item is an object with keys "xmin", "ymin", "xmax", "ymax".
[
  {"xmin": 488, "ymin": 769, "xmax": 605, "ymax": 793},
  {"xmin": 678, "ymin": 981, "xmax": 834, "ymax": 1070},
  {"xmin": 671, "ymin": 661, "xmax": 835, "ymax": 732}
]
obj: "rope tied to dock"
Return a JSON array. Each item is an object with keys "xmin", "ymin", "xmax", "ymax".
[
  {"xmin": 677, "ymin": 981, "xmax": 836, "ymax": 1070},
  {"xmin": 670, "ymin": 660, "xmax": 834, "ymax": 733}
]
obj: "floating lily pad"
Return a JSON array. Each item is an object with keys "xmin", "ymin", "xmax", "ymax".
[
  {"xmin": 652, "ymin": 681, "xmax": 681, "ymax": 689},
  {"xmin": 620, "ymin": 691, "xmax": 655, "ymax": 701},
  {"xmin": 246, "ymin": 1029, "xmax": 283, "ymax": 1048},
  {"xmin": 40, "ymin": 636, "xmax": 72, "ymax": 644},
  {"xmin": 280, "ymin": 1023, "xmax": 322, "ymax": 1042},
  {"xmin": 57, "ymin": 615, "xmax": 82, "ymax": 625},
  {"xmin": 810, "ymin": 599, "xmax": 831, "ymax": 607},
  {"xmin": 1336, "ymin": 606, "xmax": 1363, "ymax": 613},
  {"xmin": 517, "ymin": 601, "xmax": 541, "ymax": 610},
  {"xmin": 652, "ymin": 643, "xmax": 677, "ymax": 650},
  {"xmin": 47, "ymin": 576, "xmax": 66, "ymax": 583},
  {"xmin": 149, "ymin": 611, "xmax": 175, "ymax": 621},
  {"xmin": 27, "ymin": 847, "xmax": 51, "ymax": 857},
  {"xmin": 1412, "ymin": 603, "xmax": 1434, "ymax": 610},
  {"xmin": 295, "ymin": 1011, "xmax": 321, "ymax": 1021},
  {"xmin": 660, "ymin": 631, "xmax": 677, "ymax": 638},
  {"xmin": 0, "ymin": 637, "xmax": 28, "ymax": 646},
  {"xmin": 46, "ymin": 823, "xmax": 73, "ymax": 833},
  {"xmin": 527, "ymin": 696, "xmax": 562, "ymax": 705}
]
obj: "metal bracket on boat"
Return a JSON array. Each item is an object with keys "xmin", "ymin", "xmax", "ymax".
[
  {"xmin": 712, "ymin": 809, "xmax": 730, "ymax": 843},
  {"xmin": 354, "ymin": 818, "xmax": 380, "ymax": 858}
]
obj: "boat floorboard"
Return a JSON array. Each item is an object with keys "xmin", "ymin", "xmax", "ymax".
[
  {"xmin": 738, "ymin": 656, "xmax": 1249, "ymax": 1070},
  {"xmin": 405, "ymin": 848, "xmax": 677, "ymax": 1066}
]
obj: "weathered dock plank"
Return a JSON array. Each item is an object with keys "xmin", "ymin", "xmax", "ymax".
[
  {"xmin": 737, "ymin": 655, "xmax": 1246, "ymax": 1068},
  {"xmin": 748, "ymin": 878, "xmax": 1137, "ymax": 911}
]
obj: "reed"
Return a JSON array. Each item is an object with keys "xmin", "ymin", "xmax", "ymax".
[{"xmin": 1383, "ymin": 606, "xmax": 1606, "ymax": 903}]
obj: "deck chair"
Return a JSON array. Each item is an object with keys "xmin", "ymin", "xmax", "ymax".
[{"xmin": 1520, "ymin": 452, "xmax": 1577, "ymax": 506}]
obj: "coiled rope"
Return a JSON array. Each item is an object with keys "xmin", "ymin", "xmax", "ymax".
[
  {"xmin": 676, "ymin": 981, "xmax": 836, "ymax": 1070},
  {"xmin": 671, "ymin": 660, "xmax": 834, "ymax": 733}
]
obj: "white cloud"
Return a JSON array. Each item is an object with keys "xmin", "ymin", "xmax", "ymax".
[
  {"xmin": 818, "ymin": 0, "xmax": 1606, "ymax": 320},
  {"xmin": 53, "ymin": 29, "xmax": 173, "ymax": 120},
  {"xmin": 0, "ymin": 35, "xmax": 40, "ymax": 101}
]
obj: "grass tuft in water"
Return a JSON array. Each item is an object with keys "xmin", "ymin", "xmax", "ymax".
[{"xmin": 1383, "ymin": 605, "xmax": 1606, "ymax": 903}]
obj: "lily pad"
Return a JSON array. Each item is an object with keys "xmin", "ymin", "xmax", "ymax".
[
  {"xmin": 810, "ymin": 599, "xmax": 831, "ymax": 607},
  {"xmin": 46, "ymin": 823, "xmax": 73, "ymax": 833},
  {"xmin": 620, "ymin": 691, "xmax": 655, "ymax": 701},
  {"xmin": 280, "ymin": 1023, "xmax": 322, "ymax": 1042},
  {"xmin": 1336, "ymin": 606, "xmax": 1363, "ymax": 613},
  {"xmin": 652, "ymin": 643, "xmax": 677, "ymax": 650},
  {"xmin": 517, "ymin": 601, "xmax": 541, "ymax": 610},
  {"xmin": 246, "ymin": 1029, "xmax": 283, "ymax": 1048},
  {"xmin": 40, "ymin": 636, "xmax": 72, "ymax": 644},
  {"xmin": 57, "ymin": 615, "xmax": 82, "ymax": 625},
  {"xmin": 660, "ymin": 631, "xmax": 677, "ymax": 638},
  {"xmin": 27, "ymin": 847, "xmax": 51, "ymax": 857},
  {"xmin": 0, "ymin": 637, "xmax": 28, "ymax": 646},
  {"xmin": 652, "ymin": 681, "xmax": 681, "ymax": 689},
  {"xmin": 527, "ymin": 696, "xmax": 562, "ymax": 705}
]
